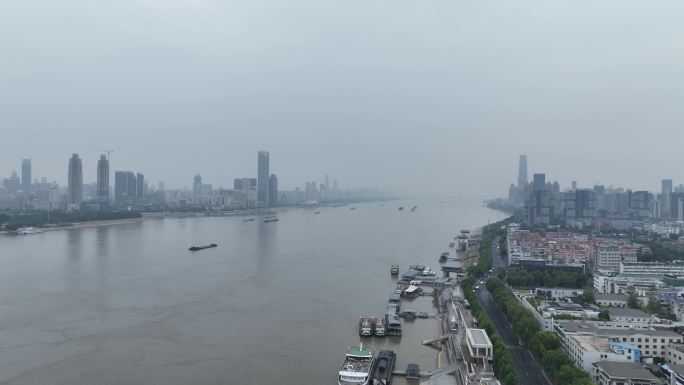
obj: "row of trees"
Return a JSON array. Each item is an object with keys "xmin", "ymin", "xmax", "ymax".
[
  {"xmin": 0, "ymin": 211, "xmax": 142, "ymax": 231},
  {"xmin": 461, "ymin": 219, "xmax": 518, "ymax": 385},
  {"xmin": 505, "ymin": 270, "xmax": 588, "ymax": 289},
  {"xmin": 486, "ymin": 278, "xmax": 594, "ymax": 385}
]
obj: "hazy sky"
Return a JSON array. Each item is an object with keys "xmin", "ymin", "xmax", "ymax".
[{"xmin": 1, "ymin": 0, "xmax": 683, "ymax": 196}]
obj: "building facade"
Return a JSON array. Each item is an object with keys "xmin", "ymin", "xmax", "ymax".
[
  {"xmin": 67, "ymin": 153, "xmax": 83, "ymax": 206},
  {"xmin": 96, "ymin": 155, "xmax": 109, "ymax": 204},
  {"xmin": 257, "ymin": 151, "xmax": 269, "ymax": 207}
]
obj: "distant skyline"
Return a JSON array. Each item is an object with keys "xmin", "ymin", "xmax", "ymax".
[{"xmin": 1, "ymin": 1, "xmax": 684, "ymax": 196}]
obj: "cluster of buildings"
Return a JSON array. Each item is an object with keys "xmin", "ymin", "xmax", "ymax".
[
  {"xmin": 1, "ymin": 151, "xmax": 379, "ymax": 213},
  {"xmin": 506, "ymin": 223, "xmax": 640, "ymax": 273},
  {"xmin": 519, "ymin": 287, "xmax": 684, "ymax": 384},
  {"xmin": 508, "ymin": 155, "xmax": 684, "ymax": 232}
]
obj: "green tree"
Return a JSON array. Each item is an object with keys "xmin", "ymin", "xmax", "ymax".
[
  {"xmin": 580, "ymin": 290, "xmax": 595, "ymax": 304},
  {"xmin": 646, "ymin": 292, "xmax": 662, "ymax": 314},
  {"xmin": 627, "ymin": 288, "xmax": 640, "ymax": 309},
  {"xmin": 598, "ymin": 309, "xmax": 610, "ymax": 321}
]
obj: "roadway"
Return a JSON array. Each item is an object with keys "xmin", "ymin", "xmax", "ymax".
[{"xmin": 473, "ymin": 237, "xmax": 551, "ymax": 385}]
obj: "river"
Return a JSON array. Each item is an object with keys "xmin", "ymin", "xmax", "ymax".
[{"xmin": 0, "ymin": 197, "xmax": 505, "ymax": 385}]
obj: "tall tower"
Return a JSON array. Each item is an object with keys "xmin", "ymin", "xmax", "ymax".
[
  {"xmin": 533, "ymin": 173, "xmax": 546, "ymax": 192},
  {"xmin": 21, "ymin": 159, "xmax": 31, "ymax": 193},
  {"xmin": 193, "ymin": 174, "xmax": 202, "ymax": 203},
  {"xmin": 136, "ymin": 173, "xmax": 144, "ymax": 199},
  {"xmin": 257, "ymin": 151, "xmax": 270, "ymax": 207},
  {"xmin": 517, "ymin": 155, "xmax": 527, "ymax": 189},
  {"xmin": 662, "ymin": 179, "xmax": 673, "ymax": 218},
  {"xmin": 68, "ymin": 153, "xmax": 83, "ymax": 205},
  {"xmin": 269, "ymin": 174, "xmax": 278, "ymax": 207},
  {"xmin": 96, "ymin": 155, "xmax": 109, "ymax": 204}
]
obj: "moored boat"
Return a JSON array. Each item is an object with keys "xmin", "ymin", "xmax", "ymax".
[
  {"xmin": 371, "ymin": 350, "xmax": 395, "ymax": 385},
  {"xmin": 338, "ymin": 343, "xmax": 376, "ymax": 385}
]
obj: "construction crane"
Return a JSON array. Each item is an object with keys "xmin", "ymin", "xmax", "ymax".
[{"xmin": 94, "ymin": 149, "xmax": 114, "ymax": 161}]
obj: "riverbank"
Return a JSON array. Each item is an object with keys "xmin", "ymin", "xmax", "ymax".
[{"xmin": 0, "ymin": 217, "xmax": 150, "ymax": 235}]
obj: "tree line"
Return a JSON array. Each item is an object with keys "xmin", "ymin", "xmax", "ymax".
[
  {"xmin": 462, "ymin": 218, "xmax": 518, "ymax": 385},
  {"xmin": 486, "ymin": 278, "xmax": 593, "ymax": 385},
  {"xmin": 0, "ymin": 211, "xmax": 142, "ymax": 231},
  {"xmin": 505, "ymin": 270, "xmax": 588, "ymax": 289}
]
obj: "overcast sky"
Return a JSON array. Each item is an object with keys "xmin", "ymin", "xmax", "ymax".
[{"xmin": 1, "ymin": 0, "xmax": 683, "ymax": 196}]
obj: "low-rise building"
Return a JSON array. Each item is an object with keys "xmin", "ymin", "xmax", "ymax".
[
  {"xmin": 667, "ymin": 344, "xmax": 684, "ymax": 366},
  {"xmin": 594, "ymin": 275, "xmax": 665, "ymax": 295},
  {"xmin": 592, "ymin": 361, "xmax": 661, "ymax": 385},
  {"xmin": 596, "ymin": 293, "xmax": 630, "ymax": 307},
  {"xmin": 565, "ymin": 335, "xmax": 639, "ymax": 373},
  {"xmin": 555, "ymin": 320, "xmax": 683, "ymax": 360},
  {"xmin": 621, "ymin": 261, "xmax": 684, "ymax": 278},
  {"xmin": 608, "ymin": 308, "xmax": 653, "ymax": 324},
  {"xmin": 466, "ymin": 328, "xmax": 493, "ymax": 363}
]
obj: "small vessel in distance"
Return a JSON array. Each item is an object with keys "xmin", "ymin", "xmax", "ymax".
[
  {"xmin": 371, "ymin": 350, "xmax": 395, "ymax": 385},
  {"xmin": 350, "ymin": 207, "xmax": 357, "ymax": 210},
  {"xmin": 242, "ymin": 218, "xmax": 255, "ymax": 222},
  {"xmin": 314, "ymin": 211, "xmax": 321, "ymax": 214},
  {"xmin": 398, "ymin": 207, "xmax": 404, "ymax": 211},
  {"xmin": 15, "ymin": 227, "xmax": 43, "ymax": 235},
  {"xmin": 264, "ymin": 216, "xmax": 279, "ymax": 223},
  {"xmin": 338, "ymin": 343, "xmax": 376, "ymax": 385},
  {"xmin": 390, "ymin": 264, "xmax": 399, "ymax": 275},
  {"xmin": 188, "ymin": 243, "xmax": 218, "ymax": 251},
  {"xmin": 410, "ymin": 206, "xmax": 417, "ymax": 212}
]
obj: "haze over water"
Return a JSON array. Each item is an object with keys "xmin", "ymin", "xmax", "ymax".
[{"xmin": 0, "ymin": 198, "xmax": 504, "ymax": 385}]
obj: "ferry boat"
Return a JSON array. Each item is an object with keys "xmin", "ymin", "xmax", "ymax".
[
  {"xmin": 338, "ymin": 343, "xmax": 376, "ymax": 385},
  {"xmin": 15, "ymin": 227, "xmax": 43, "ymax": 235},
  {"xmin": 359, "ymin": 317, "xmax": 374, "ymax": 337},
  {"xmin": 373, "ymin": 317, "xmax": 386, "ymax": 337}
]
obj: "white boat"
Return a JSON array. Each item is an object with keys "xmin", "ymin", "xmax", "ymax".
[
  {"xmin": 15, "ymin": 227, "xmax": 43, "ymax": 235},
  {"xmin": 338, "ymin": 343, "xmax": 375, "ymax": 385}
]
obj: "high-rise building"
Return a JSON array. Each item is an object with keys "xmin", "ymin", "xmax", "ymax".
[
  {"xmin": 257, "ymin": 151, "xmax": 270, "ymax": 206},
  {"xmin": 158, "ymin": 181, "xmax": 165, "ymax": 192},
  {"xmin": 127, "ymin": 172, "xmax": 136, "ymax": 200},
  {"xmin": 269, "ymin": 174, "xmax": 278, "ymax": 207},
  {"xmin": 96, "ymin": 155, "xmax": 109, "ymax": 204},
  {"xmin": 662, "ymin": 179, "xmax": 673, "ymax": 218},
  {"xmin": 67, "ymin": 153, "xmax": 83, "ymax": 205},
  {"xmin": 115, "ymin": 171, "xmax": 136, "ymax": 204},
  {"xmin": 136, "ymin": 173, "xmax": 144, "ymax": 199},
  {"xmin": 571, "ymin": 181, "xmax": 577, "ymax": 192},
  {"xmin": 517, "ymin": 155, "xmax": 528, "ymax": 189},
  {"xmin": 21, "ymin": 159, "xmax": 31, "ymax": 193},
  {"xmin": 193, "ymin": 174, "xmax": 202, "ymax": 203},
  {"xmin": 533, "ymin": 173, "xmax": 546, "ymax": 192}
]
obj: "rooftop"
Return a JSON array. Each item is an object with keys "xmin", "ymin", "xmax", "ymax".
[
  {"xmin": 609, "ymin": 308, "xmax": 651, "ymax": 318},
  {"xmin": 569, "ymin": 335, "xmax": 611, "ymax": 352},
  {"xmin": 594, "ymin": 361, "xmax": 658, "ymax": 381},
  {"xmin": 466, "ymin": 328, "xmax": 493, "ymax": 348}
]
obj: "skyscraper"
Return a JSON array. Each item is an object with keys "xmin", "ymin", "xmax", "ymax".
[
  {"xmin": 257, "ymin": 151, "xmax": 270, "ymax": 207},
  {"xmin": 21, "ymin": 159, "xmax": 31, "ymax": 193},
  {"xmin": 114, "ymin": 171, "xmax": 128, "ymax": 203},
  {"xmin": 67, "ymin": 153, "xmax": 83, "ymax": 205},
  {"xmin": 193, "ymin": 174, "xmax": 202, "ymax": 203},
  {"xmin": 269, "ymin": 174, "xmax": 278, "ymax": 207},
  {"xmin": 533, "ymin": 173, "xmax": 546, "ymax": 192},
  {"xmin": 662, "ymin": 179, "xmax": 673, "ymax": 218},
  {"xmin": 136, "ymin": 173, "xmax": 144, "ymax": 199},
  {"xmin": 96, "ymin": 155, "xmax": 109, "ymax": 204},
  {"xmin": 517, "ymin": 155, "xmax": 527, "ymax": 189}
]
